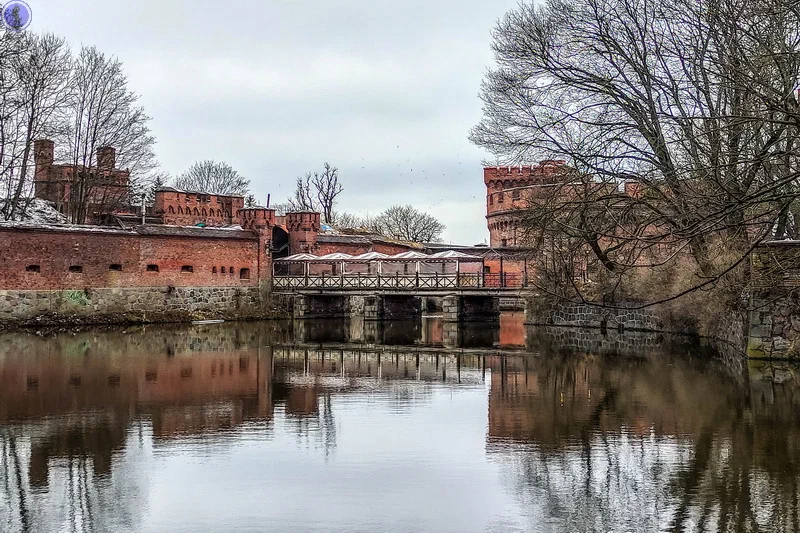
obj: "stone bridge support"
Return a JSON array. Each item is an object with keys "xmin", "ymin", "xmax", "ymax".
[
  {"xmin": 293, "ymin": 294, "xmax": 349, "ymax": 319},
  {"xmin": 363, "ymin": 295, "xmax": 422, "ymax": 321},
  {"xmin": 442, "ymin": 295, "xmax": 500, "ymax": 322}
]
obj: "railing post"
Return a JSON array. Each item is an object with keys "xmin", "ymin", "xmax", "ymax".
[
  {"xmin": 434, "ymin": 271, "xmax": 439, "ymax": 288},
  {"xmin": 322, "ymin": 272, "xmax": 326, "ymax": 287},
  {"xmin": 358, "ymin": 271, "xmax": 361, "ymax": 288},
  {"xmin": 416, "ymin": 271, "xmax": 419, "ymax": 288},
  {"xmin": 305, "ymin": 271, "xmax": 309, "ymax": 287},
  {"xmin": 456, "ymin": 271, "xmax": 460, "ymax": 287},
  {"xmin": 377, "ymin": 272, "xmax": 381, "ymax": 288}
]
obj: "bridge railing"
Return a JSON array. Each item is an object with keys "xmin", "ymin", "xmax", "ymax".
[{"xmin": 272, "ymin": 272, "xmax": 526, "ymax": 290}]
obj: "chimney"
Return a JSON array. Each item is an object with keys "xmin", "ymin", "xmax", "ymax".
[
  {"xmin": 96, "ymin": 146, "xmax": 116, "ymax": 173},
  {"xmin": 33, "ymin": 139, "xmax": 54, "ymax": 179}
]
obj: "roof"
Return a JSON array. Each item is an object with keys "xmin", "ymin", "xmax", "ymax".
[
  {"xmin": 135, "ymin": 225, "xmax": 256, "ymax": 239},
  {"xmin": 155, "ymin": 186, "xmax": 245, "ymax": 199},
  {"xmin": 316, "ymin": 234, "xmax": 372, "ymax": 245}
]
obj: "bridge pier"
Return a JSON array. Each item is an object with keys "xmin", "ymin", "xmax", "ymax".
[
  {"xmin": 363, "ymin": 294, "xmax": 422, "ymax": 320},
  {"xmin": 442, "ymin": 295, "xmax": 500, "ymax": 322},
  {"xmin": 293, "ymin": 294, "xmax": 349, "ymax": 319}
]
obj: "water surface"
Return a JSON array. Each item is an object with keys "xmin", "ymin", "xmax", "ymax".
[{"xmin": 0, "ymin": 316, "xmax": 798, "ymax": 532}]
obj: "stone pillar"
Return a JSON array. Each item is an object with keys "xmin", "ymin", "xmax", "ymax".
[
  {"xmin": 747, "ymin": 295, "xmax": 777, "ymax": 358},
  {"xmin": 442, "ymin": 295, "xmax": 460, "ymax": 322},
  {"xmin": 293, "ymin": 294, "xmax": 308, "ymax": 319},
  {"xmin": 442, "ymin": 321, "xmax": 460, "ymax": 348},
  {"xmin": 364, "ymin": 295, "xmax": 383, "ymax": 321},
  {"xmin": 363, "ymin": 319, "xmax": 380, "ymax": 344}
]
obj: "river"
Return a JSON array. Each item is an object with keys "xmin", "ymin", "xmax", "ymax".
[{"xmin": 0, "ymin": 314, "xmax": 798, "ymax": 532}]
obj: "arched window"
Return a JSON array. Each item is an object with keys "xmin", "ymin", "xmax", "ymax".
[
  {"xmin": 212, "ymin": 266, "xmax": 217, "ymax": 274},
  {"xmin": 201, "ymin": 208, "xmax": 207, "ymax": 216},
  {"xmin": 221, "ymin": 267, "xmax": 226, "ymax": 274},
  {"xmin": 217, "ymin": 209, "xmax": 222, "ymax": 217},
  {"xmin": 193, "ymin": 208, "xmax": 199, "ymax": 216},
  {"xmin": 168, "ymin": 205, "xmax": 175, "ymax": 214},
  {"xmin": 177, "ymin": 206, "xmax": 183, "ymax": 214}
]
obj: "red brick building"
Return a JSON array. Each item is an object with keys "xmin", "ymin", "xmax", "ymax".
[
  {"xmin": 34, "ymin": 139, "xmax": 132, "ymax": 223},
  {"xmin": 484, "ymin": 161, "xmax": 570, "ymax": 248}
]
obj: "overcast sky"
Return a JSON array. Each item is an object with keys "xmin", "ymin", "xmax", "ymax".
[{"xmin": 34, "ymin": 0, "xmax": 521, "ymax": 244}]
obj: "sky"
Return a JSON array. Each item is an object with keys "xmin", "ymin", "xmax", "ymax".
[{"xmin": 32, "ymin": 0, "xmax": 523, "ymax": 244}]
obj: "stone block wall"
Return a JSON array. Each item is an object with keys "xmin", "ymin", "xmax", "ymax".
[
  {"xmin": 749, "ymin": 292, "xmax": 800, "ymax": 359},
  {"xmin": 526, "ymin": 298, "xmax": 663, "ymax": 331},
  {"xmin": 748, "ymin": 243, "xmax": 800, "ymax": 359},
  {"xmin": 0, "ymin": 286, "xmax": 273, "ymax": 327}
]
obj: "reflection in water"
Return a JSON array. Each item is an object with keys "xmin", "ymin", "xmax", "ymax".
[{"xmin": 0, "ymin": 317, "xmax": 798, "ymax": 532}]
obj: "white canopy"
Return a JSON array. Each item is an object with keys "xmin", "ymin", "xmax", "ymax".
[
  {"xmin": 352, "ymin": 251, "xmax": 389, "ymax": 261},
  {"xmin": 384, "ymin": 251, "xmax": 429, "ymax": 261},
  {"xmin": 429, "ymin": 250, "xmax": 482, "ymax": 261},
  {"xmin": 276, "ymin": 253, "xmax": 319, "ymax": 262},
  {"xmin": 315, "ymin": 252, "xmax": 354, "ymax": 261}
]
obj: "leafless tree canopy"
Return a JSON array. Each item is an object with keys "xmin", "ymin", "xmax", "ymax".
[
  {"xmin": 287, "ymin": 162, "xmax": 343, "ymax": 222},
  {"xmin": 471, "ymin": 0, "xmax": 800, "ymax": 305},
  {"xmin": 174, "ymin": 160, "xmax": 250, "ymax": 196},
  {"xmin": 0, "ymin": 35, "xmax": 159, "ymax": 223},
  {"xmin": 62, "ymin": 46, "xmax": 157, "ymax": 223},
  {"xmin": 376, "ymin": 205, "xmax": 445, "ymax": 242},
  {"xmin": 0, "ymin": 33, "xmax": 70, "ymax": 220},
  {"xmin": 332, "ymin": 206, "xmax": 445, "ymax": 242}
]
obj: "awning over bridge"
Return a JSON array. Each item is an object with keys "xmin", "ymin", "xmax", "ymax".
[
  {"xmin": 274, "ymin": 249, "xmax": 484, "ymax": 276},
  {"xmin": 275, "ymin": 250, "xmax": 482, "ymax": 263}
]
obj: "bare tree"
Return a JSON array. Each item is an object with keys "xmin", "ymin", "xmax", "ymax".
[
  {"xmin": 62, "ymin": 46, "xmax": 157, "ymax": 223},
  {"xmin": 287, "ymin": 162, "xmax": 343, "ymax": 222},
  {"xmin": 288, "ymin": 173, "xmax": 318, "ymax": 211},
  {"xmin": 0, "ymin": 33, "xmax": 70, "ymax": 220},
  {"xmin": 470, "ymin": 0, "xmax": 800, "ymax": 305},
  {"xmin": 374, "ymin": 205, "xmax": 445, "ymax": 242},
  {"xmin": 174, "ymin": 160, "xmax": 249, "ymax": 196},
  {"xmin": 270, "ymin": 202, "xmax": 291, "ymax": 216}
]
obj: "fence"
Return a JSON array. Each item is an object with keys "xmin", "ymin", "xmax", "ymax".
[{"xmin": 272, "ymin": 272, "xmax": 526, "ymax": 290}]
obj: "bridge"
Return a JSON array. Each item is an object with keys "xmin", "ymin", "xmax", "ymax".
[
  {"xmin": 272, "ymin": 272, "xmax": 527, "ymax": 292},
  {"xmin": 272, "ymin": 272, "xmax": 532, "ymax": 322}
]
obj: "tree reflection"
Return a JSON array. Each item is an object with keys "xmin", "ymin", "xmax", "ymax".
[{"xmin": 487, "ymin": 355, "xmax": 800, "ymax": 532}]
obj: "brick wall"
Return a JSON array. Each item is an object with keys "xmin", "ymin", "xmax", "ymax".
[
  {"xmin": 154, "ymin": 189, "xmax": 244, "ymax": 226},
  {"xmin": 286, "ymin": 211, "xmax": 320, "ymax": 254},
  {"xmin": 0, "ymin": 225, "xmax": 265, "ymax": 291}
]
